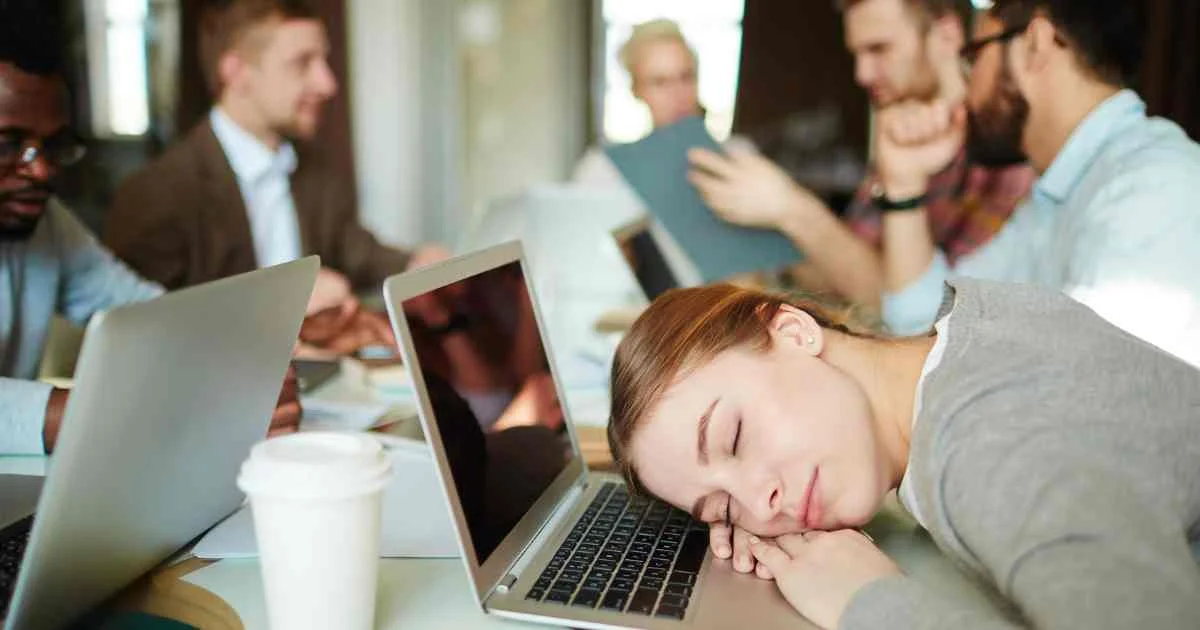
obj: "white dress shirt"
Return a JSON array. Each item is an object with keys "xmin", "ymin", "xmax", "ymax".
[
  {"xmin": 209, "ymin": 108, "xmax": 303, "ymax": 268},
  {"xmin": 884, "ymin": 91, "xmax": 1200, "ymax": 367}
]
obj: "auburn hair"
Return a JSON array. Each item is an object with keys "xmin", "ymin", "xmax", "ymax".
[{"xmin": 607, "ymin": 284, "xmax": 876, "ymax": 495}]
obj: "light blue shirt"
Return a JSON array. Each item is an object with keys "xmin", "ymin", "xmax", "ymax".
[
  {"xmin": 209, "ymin": 108, "xmax": 303, "ymax": 268},
  {"xmin": 0, "ymin": 201, "xmax": 162, "ymax": 454},
  {"xmin": 884, "ymin": 90, "xmax": 1200, "ymax": 366}
]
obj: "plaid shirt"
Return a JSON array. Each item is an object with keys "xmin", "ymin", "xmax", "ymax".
[{"xmin": 844, "ymin": 151, "xmax": 1035, "ymax": 264}]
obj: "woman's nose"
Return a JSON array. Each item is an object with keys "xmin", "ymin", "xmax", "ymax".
[{"xmin": 736, "ymin": 478, "xmax": 783, "ymax": 524}]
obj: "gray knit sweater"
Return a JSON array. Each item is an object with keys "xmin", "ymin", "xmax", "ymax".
[{"xmin": 842, "ymin": 278, "xmax": 1200, "ymax": 629}]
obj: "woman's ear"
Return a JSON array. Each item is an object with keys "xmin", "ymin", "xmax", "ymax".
[{"xmin": 769, "ymin": 305, "xmax": 824, "ymax": 356}]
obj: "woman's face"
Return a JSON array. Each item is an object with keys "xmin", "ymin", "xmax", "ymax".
[
  {"xmin": 631, "ymin": 40, "xmax": 701, "ymax": 129},
  {"xmin": 626, "ymin": 310, "xmax": 890, "ymax": 537}
]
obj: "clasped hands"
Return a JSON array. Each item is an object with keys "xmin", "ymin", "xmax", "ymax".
[{"xmin": 708, "ymin": 520, "xmax": 899, "ymax": 630}]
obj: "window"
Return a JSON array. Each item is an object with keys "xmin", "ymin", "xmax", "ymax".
[
  {"xmin": 598, "ymin": 0, "xmax": 745, "ymax": 143},
  {"xmin": 85, "ymin": 0, "xmax": 152, "ymax": 137}
]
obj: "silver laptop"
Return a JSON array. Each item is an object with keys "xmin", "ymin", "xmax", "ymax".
[
  {"xmin": 457, "ymin": 186, "xmax": 646, "ymax": 302},
  {"xmin": 0, "ymin": 257, "xmax": 317, "ymax": 629},
  {"xmin": 383, "ymin": 243, "xmax": 807, "ymax": 629}
]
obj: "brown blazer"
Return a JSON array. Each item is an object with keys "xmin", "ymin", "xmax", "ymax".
[{"xmin": 105, "ymin": 120, "xmax": 410, "ymax": 291}]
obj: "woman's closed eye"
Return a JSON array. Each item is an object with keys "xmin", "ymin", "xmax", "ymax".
[
  {"xmin": 730, "ymin": 416, "xmax": 742, "ymax": 457},
  {"xmin": 721, "ymin": 416, "xmax": 742, "ymax": 528}
]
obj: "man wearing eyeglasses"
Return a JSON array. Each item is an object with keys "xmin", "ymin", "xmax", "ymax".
[
  {"xmin": 688, "ymin": 0, "xmax": 1034, "ymax": 309},
  {"xmin": 875, "ymin": 0, "xmax": 1200, "ymax": 367},
  {"xmin": 0, "ymin": 22, "xmax": 159, "ymax": 454},
  {"xmin": 0, "ymin": 4, "xmax": 302, "ymax": 454}
]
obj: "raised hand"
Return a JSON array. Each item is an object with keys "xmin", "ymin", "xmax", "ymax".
[{"xmin": 873, "ymin": 99, "xmax": 967, "ymax": 200}]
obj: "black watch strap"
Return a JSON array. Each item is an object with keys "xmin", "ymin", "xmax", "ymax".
[
  {"xmin": 871, "ymin": 182, "xmax": 927, "ymax": 212},
  {"xmin": 877, "ymin": 194, "xmax": 927, "ymax": 212}
]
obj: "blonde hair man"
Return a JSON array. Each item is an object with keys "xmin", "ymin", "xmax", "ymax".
[{"xmin": 573, "ymin": 19, "xmax": 753, "ymax": 187}]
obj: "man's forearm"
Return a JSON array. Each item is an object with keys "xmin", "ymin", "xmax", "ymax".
[
  {"xmin": 882, "ymin": 209, "xmax": 937, "ymax": 293},
  {"xmin": 777, "ymin": 193, "xmax": 884, "ymax": 307},
  {"xmin": 879, "ymin": 174, "xmax": 937, "ymax": 294}
]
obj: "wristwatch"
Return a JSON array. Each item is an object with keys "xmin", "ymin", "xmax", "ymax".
[{"xmin": 871, "ymin": 182, "xmax": 927, "ymax": 212}]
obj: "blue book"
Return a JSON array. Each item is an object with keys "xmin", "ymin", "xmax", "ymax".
[{"xmin": 605, "ymin": 117, "xmax": 803, "ymax": 283}]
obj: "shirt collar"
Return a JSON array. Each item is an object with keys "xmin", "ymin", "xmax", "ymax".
[
  {"xmin": 1034, "ymin": 89, "xmax": 1145, "ymax": 206},
  {"xmin": 209, "ymin": 107, "xmax": 298, "ymax": 184}
]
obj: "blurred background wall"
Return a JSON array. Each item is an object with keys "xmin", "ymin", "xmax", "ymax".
[{"xmin": 51, "ymin": 0, "xmax": 1199, "ymax": 241}]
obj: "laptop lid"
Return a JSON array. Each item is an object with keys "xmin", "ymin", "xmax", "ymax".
[
  {"xmin": 0, "ymin": 475, "xmax": 42, "ymax": 532},
  {"xmin": 611, "ymin": 217, "xmax": 700, "ymax": 300},
  {"xmin": 457, "ymin": 186, "xmax": 645, "ymax": 304},
  {"xmin": 456, "ymin": 186, "xmax": 641, "ymax": 257},
  {"xmin": 383, "ymin": 242, "xmax": 588, "ymax": 606},
  {"xmin": 6, "ymin": 257, "xmax": 318, "ymax": 630}
]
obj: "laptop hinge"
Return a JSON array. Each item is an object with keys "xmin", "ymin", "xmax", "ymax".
[
  {"xmin": 495, "ymin": 574, "xmax": 518, "ymax": 594},
  {"xmin": 485, "ymin": 477, "xmax": 589, "ymax": 603}
]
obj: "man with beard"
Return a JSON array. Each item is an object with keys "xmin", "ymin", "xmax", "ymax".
[
  {"xmin": 877, "ymin": 0, "xmax": 1200, "ymax": 366},
  {"xmin": 688, "ymin": 0, "xmax": 1034, "ymax": 308},
  {"xmin": 105, "ymin": 0, "xmax": 446, "ymax": 354},
  {"xmin": 0, "ymin": 4, "xmax": 305, "ymax": 455}
]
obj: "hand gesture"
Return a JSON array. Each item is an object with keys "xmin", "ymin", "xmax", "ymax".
[
  {"xmin": 873, "ymin": 100, "xmax": 966, "ymax": 200},
  {"xmin": 688, "ymin": 148, "xmax": 821, "ymax": 230},
  {"xmin": 749, "ymin": 530, "xmax": 899, "ymax": 629}
]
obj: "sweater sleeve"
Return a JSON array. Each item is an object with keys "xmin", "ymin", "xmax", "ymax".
[{"xmin": 843, "ymin": 439, "xmax": 1200, "ymax": 630}]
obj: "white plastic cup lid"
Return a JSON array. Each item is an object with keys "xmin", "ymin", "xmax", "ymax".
[{"xmin": 237, "ymin": 432, "xmax": 392, "ymax": 500}]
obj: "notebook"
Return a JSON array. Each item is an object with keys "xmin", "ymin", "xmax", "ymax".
[{"xmin": 605, "ymin": 116, "xmax": 804, "ymax": 282}]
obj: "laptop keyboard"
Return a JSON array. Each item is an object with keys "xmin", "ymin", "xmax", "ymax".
[
  {"xmin": 525, "ymin": 482, "xmax": 707, "ymax": 620},
  {"xmin": 0, "ymin": 518, "xmax": 32, "ymax": 618}
]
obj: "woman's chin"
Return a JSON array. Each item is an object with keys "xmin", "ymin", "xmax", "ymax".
[{"xmin": 740, "ymin": 518, "xmax": 806, "ymax": 538}]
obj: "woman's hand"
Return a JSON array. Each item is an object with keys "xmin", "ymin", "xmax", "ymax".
[
  {"xmin": 748, "ymin": 530, "xmax": 899, "ymax": 629},
  {"xmin": 709, "ymin": 521, "xmax": 775, "ymax": 579}
]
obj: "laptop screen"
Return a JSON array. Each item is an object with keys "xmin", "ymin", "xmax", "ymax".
[
  {"xmin": 400, "ymin": 260, "xmax": 574, "ymax": 564},
  {"xmin": 613, "ymin": 222, "xmax": 679, "ymax": 301}
]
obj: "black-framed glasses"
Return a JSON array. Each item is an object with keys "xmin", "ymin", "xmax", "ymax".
[
  {"xmin": 0, "ymin": 134, "xmax": 87, "ymax": 174},
  {"xmin": 959, "ymin": 24, "xmax": 1028, "ymax": 71}
]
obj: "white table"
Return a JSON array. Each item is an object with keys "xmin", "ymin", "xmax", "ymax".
[
  {"xmin": 183, "ymin": 558, "xmax": 548, "ymax": 629},
  {"xmin": 0, "ymin": 450, "xmax": 1004, "ymax": 630},
  {"xmin": 173, "ymin": 497, "xmax": 1006, "ymax": 630},
  {"xmin": 2, "ymin": 331, "xmax": 1007, "ymax": 628}
]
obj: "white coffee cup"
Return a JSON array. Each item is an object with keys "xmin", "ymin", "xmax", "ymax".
[{"xmin": 238, "ymin": 432, "xmax": 392, "ymax": 630}]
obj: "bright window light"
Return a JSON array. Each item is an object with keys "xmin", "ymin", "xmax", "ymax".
[
  {"xmin": 601, "ymin": 0, "xmax": 744, "ymax": 143},
  {"xmin": 104, "ymin": 0, "xmax": 150, "ymax": 136}
]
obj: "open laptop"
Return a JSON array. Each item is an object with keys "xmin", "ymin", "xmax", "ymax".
[
  {"xmin": 610, "ymin": 217, "xmax": 695, "ymax": 302},
  {"xmin": 0, "ymin": 257, "xmax": 317, "ymax": 629},
  {"xmin": 383, "ymin": 243, "xmax": 807, "ymax": 629},
  {"xmin": 458, "ymin": 186, "xmax": 648, "ymax": 380},
  {"xmin": 456, "ymin": 186, "xmax": 646, "ymax": 299}
]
